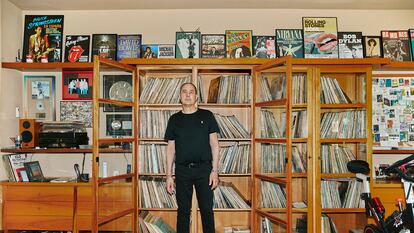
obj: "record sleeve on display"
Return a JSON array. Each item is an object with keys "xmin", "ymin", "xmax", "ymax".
[
  {"xmin": 275, "ymin": 29, "xmax": 304, "ymax": 58},
  {"xmin": 92, "ymin": 34, "xmax": 117, "ymax": 61},
  {"xmin": 176, "ymin": 31, "xmax": 201, "ymax": 58},
  {"xmin": 363, "ymin": 36, "xmax": 382, "ymax": 58},
  {"xmin": 381, "ymin": 30, "xmax": 412, "ymax": 61},
  {"xmin": 141, "ymin": 44, "xmax": 158, "ymax": 58},
  {"xmin": 225, "ymin": 30, "xmax": 253, "ymax": 58},
  {"xmin": 302, "ymin": 17, "xmax": 338, "ymax": 58},
  {"xmin": 64, "ymin": 35, "xmax": 90, "ymax": 62},
  {"xmin": 410, "ymin": 29, "xmax": 414, "ymax": 61},
  {"xmin": 106, "ymin": 114, "xmax": 132, "ymax": 136},
  {"xmin": 253, "ymin": 36, "xmax": 276, "ymax": 58},
  {"xmin": 117, "ymin": 34, "xmax": 142, "ymax": 60},
  {"xmin": 157, "ymin": 44, "xmax": 175, "ymax": 58},
  {"xmin": 338, "ymin": 32, "xmax": 363, "ymax": 58},
  {"xmin": 103, "ymin": 74, "xmax": 132, "ymax": 112},
  {"xmin": 201, "ymin": 34, "xmax": 226, "ymax": 58}
]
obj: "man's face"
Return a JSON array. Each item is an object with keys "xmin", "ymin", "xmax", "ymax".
[
  {"xmin": 180, "ymin": 84, "xmax": 197, "ymax": 105},
  {"xmin": 35, "ymin": 27, "xmax": 42, "ymax": 36}
]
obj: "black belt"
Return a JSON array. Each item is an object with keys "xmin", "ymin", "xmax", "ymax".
[{"xmin": 179, "ymin": 161, "xmax": 211, "ymax": 168}]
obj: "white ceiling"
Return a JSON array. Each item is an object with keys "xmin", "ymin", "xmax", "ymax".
[{"xmin": 8, "ymin": 0, "xmax": 414, "ymax": 10}]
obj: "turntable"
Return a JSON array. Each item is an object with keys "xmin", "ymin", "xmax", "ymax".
[{"xmin": 38, "ymin": 121, "xmax": 89, "ymax": 148}]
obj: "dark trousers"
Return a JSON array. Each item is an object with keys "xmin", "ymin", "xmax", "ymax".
[{"xmin": 175, "ymin": 163, "xmax": 215, "ymax": 233}]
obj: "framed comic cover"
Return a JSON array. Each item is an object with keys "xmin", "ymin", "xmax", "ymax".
[
  {"xmin": 363, "ymin": 36, "xmax": 382, "ymax": 58},
  {"xmin": 410, "ymin": 29, "xmax": 414, "ymax": 61},
  {"xmin": 158, "ymin": 44, "xmax": 175, "ymax": 58},
  {"xmin": 141, "ymin": 44, "xmax": 158, "ymax": 58},
  {"xmin": 117, "ymin": 34, "xmax": 142, "ymax": 61},
  {"xmin": 201, "ymin": 34, "xmax": 226, "ymax": 58},
  {"xmin": 275, "ymin": 29, "xmax": 304, "ymax": 58},
  {"xmin": 338, "ymin": 32, "xmax": 364, "ymax": 58},
  {"xmin": 381, "ymin": 30, "xmax": 412, "ymax": 61},
  {"xmin": 60, "ymin": 101, "xmax": 92, "ymax": 128},
  {"xmin": 64, "ymin": 35, "xmax": 90, "ymax": 62},
  {"xmin": 253, "ymin": 36, "xmax": 276, "ymax": 58},
  {"xmin": 62, "ymin": 71, "xmax": 93, "ymax": 100},
  {"xmin": 92, "ymin": 34, "xmax": 117, "ymax": 61},
  {"xmin": 22, "ymin": 15, "xmax": 64, "ymax": 63},
  {"xmin": 103, "ymin": 74, "xmax": 132, "ymax": 112},
  {"xmin": 302, "ymin": 17, "xmax": 338, "ymax": 58},
  {"xmin": 176, "ymin": 32, "xmax": 201, "ymax": 58},
  {"xmin": 106, "ymin": 114, "xmax": 132, "ymax": 136},
  {"xmin": 225, "ymin": 30, "xmax": 253, "ymax": 58},
  {"xmin": 24, "ymin": 75, "xmax": 56, "ymax": 121}
]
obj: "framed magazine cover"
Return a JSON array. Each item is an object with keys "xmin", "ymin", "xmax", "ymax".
[
  {"xmin": 103, "ymin": 74, "xmax": 132, "ymax": 112},
  {"xmin": 106, "ymin": 114, "xmax": 132, "ymax": 136},
  {"xmin": 275, "ymin": 29, "xmax": 304, "ymax": 58},
  {"xmin": 64, "ymin": 35, "xmax": 90, "ymax": 62},
  {"xmin": 60, "ymin": 101, "xmax": 92, "ymax": 128},
  {"xmin": 158, "ymin": 44, "xmax": 175, "ymax": 58},
  {"xmin": 410, "ymin": 29, "xmax": 414, "ymax": 61},
  {"xmin": 92, "ymin": 34, "xmax": 117, "ymax": 61},
  {"xmin": 24, "ymin": 75, "xmax": 56, "ymax": 121},
  {"xmin": 141, "ymin": 44, "xmax": 158, "ymax": 58},
  {"xmin": 117, "ymin": 34, "xmax": 142, "ymax": 60},
  {"xmin": 302, "ymin": 17, "xmax": 338, "ymax": 58},
  {"xmin": 225, "ymin": 30, "xmax": 253, "ymax": 58},
  {"xmin": 381, "ymin": 30, "xmax": 412, "ymax": 61},
  {"xmin": 253, "ymin": 36, "xmax": 276, "ymax": 58},
  {"xmin": 363, "ymin": 36, "xmax": 382, "ymax": 58},
  {"xmin": 62, "ymin": 71, "xmax": 93, "ymax": 100},
  {"xmin": 176, "ymin": 32, "xmax": 201, "ymax": 58},
  {"xmin": 201, "ymin": 34, "xmax": 226, "ymax": 58}
]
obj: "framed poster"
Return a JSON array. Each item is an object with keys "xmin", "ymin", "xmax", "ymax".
[
  {"xmin": 302, "ymin": 17, "xmax": 338, "ymax": 58},
  {"xmin": 226, "ymin": 30, "xmax": 253, "ymax": 58},
  {"xmin": 338, "ymin": 32, "xmax": 364, "ymax": 58},
  {"xmin": 363, "ymin": 36, "xmax": 382, "ymax": 58},
  {"xmin": 141, "ymin": 44, "xmax": 158, "ymax": 58},
  {"xmin": 64, "ymin": 35, "xmax": 90, "ymax": 62},
  {"xmin": 410, "ymin": 29, "xmax": 414, "ymax": 61},
  {"xmin": 106, "ymin": 114, "xmax": 132, "ymax": 136},
  {"xmin": 103, "ymin": 74, "xmax": 132, "ymax": 112},
  {"xmin": 381, "ymin": 30, "xmax": 412, "ymax": 61},
  {"xmin": 176, "ymin": 31, "xmax": 201, "ymax": 58},
  {"xmin": 253, "ymin": 36, "xmax": 276, "ymax": 58},
  {"xmin": 24, "ymin": 76, "xmax": 56, "ymax": 121},
  {"xmin": 60, "ymin": 101, "xmax": 92, "ymax": 128},
  {"xmin": 117, "ymin": 34, "xmax": 142, "ymax": 61},
  {"xmin": 92, "ymin": 34, "xmax": 117, "ymax": 61},
  {"xmin": 158, "ymin": 44, "xmax": 175, "ymax": 58},
  {"xmin": 22, "ymin": 15, "xmax": 64, "ymax": 63},
  {"xmin": 275, "ymin": 29, "xmax": 304, "ymax": 58},
  {"xmin": 62, "ymin": 71, "xmax": 93, "ymax": 100},
  {"xmin": 201, "ymin": 34, "xmax": 226, "ymax": 58}
]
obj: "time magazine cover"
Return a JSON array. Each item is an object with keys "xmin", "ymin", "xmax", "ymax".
[
  {"xmin": 225, "ymin": 30, "xmax": 253, "ymax": 58},
  {"xmin": 275, "ymin": 29, "xmax": 304, "ymax": 58},
  {"xmin": 92, "ymin": 34, "xmax": 117, "ymax": 61},
  {"xmin": 253, "ymin": 36, "xmax": 276, "ymax": 58},
  {"xmin": 176, "ymin": 32, "xmax": 201, "ymax": 58},
  {"xmin": 64, "ymin": 35, "xmax": 90, "ymax": 62},
  {"xmin": 201, "ymin": 34, "xmax": 226, "ymax": 58},
  {"xmin": 338, "ymin": 32, "xmax": 363, "ymax": 58},
  {"xmin": 117, "ymin": 34, "xmax": 142, "ymax": 60},
  {"xmin": 302, "ymin": 17, "xmax": 338, "ymax": 58},
  {"xmin": 23, "ymin": 15, "xmax": 64, "ymax": 62},
  {"xmin": 381, "ymin": 30, "xmax": 412, "ymax": 61}
]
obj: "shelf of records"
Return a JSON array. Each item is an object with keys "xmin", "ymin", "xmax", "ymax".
[{"xmin": 14, "ymin": 15, "xmax": 414, "ymax": 64}]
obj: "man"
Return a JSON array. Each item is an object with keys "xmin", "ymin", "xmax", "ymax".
[
  {"xmin": 28, "ymin": 26, "xmax": 53, "ymax": 62},
  {"xmin": 164, "ymin": 82, "xmax": 220, "ymax": 233}
]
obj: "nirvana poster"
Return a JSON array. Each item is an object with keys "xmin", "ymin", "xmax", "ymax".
[
  {"xmin": 117, "ymin": 34, "xmax": 142, "ymax": 60},
  {"xmin": 338, "ymin": 32, "xmax": 363, "ymax": 58},
  {"xmin": 64, "ymin": 35, "xmax": 90, "ymax": 62},
  {"xmin": 275, "ymin": 29, "xmax": 304, "ymax": 58},
  {"xmin": 381, "ymin": 30, "xmax": 412, "ymax": 61},
  {"xmin": 91, "ymin": 34, "xmax": 117, "ymax": 61},
  {"xmin": 302, "ymin": 17, "xmax": 338, "ymax": 58},
  {"xmin": 253, "ymin": 36, "xmax": 276, "ymax": 58},
  {"xmin": 23, "ymin": 15, "xmax": 64, "ymax": 62},
  {"xmin": 176, "ymin": 32, "xmax": 201, "ymax": 58},
  {"xmin": 225, "ymin": 30, "xmax": 253, "ymax": 58}
]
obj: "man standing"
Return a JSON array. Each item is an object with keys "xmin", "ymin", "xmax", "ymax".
[{"xmin": 165, "ymin": 82, "xmax": 219, "ymax": 233}]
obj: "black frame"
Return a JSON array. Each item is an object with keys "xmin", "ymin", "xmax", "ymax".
[
  {"xmin": 363, "ymin": 36, "xmax": 383, "ymax": 58},
  {"xmin": 200, "ymin": 34, "xmax": 226, "ymax": 58},
  {"xmin": 380, "ymin": 30, "xmax": 412, "ymax": 61},
  {"xmin": 252, "ymin": 35, "xmax": 276, "ymax": 58},
  {"xmin": 275, "ymin": 29, "xmax": 304, "ymax": 58},
  {"xmin": 175, "ymin": 31, "xmax": 201, "ymax": 58},
  {"xmin": 23, "ymin": 161, "xmax": 45, "ymax": 182},
  {"xmin": 157, "ymin": 44, "xmax": 176, "ymax": 58},
  {"xmin": 225, "ymin": 30, "xmax": 253, "ymax": 58},
  {"xmin": 106, "ymin": 114, "xmax": 132, "ymax": 136},
  {"xmin": 302, "ymin": 17, "xmax": 339, "ymax": 58},
  {"xmin": 103, "ymin": 74, "xmax": 132, "ymax": 112},
  {"xmin": 91, "ymin": 34, "xmax": 118, "ymax": 61}
]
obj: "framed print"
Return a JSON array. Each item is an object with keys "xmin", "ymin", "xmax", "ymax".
[
  {"xmin": 106, "ymin": 114, "xmax": 132, "ymax": 136},
  {"xmin": 225, "ymin": 30, "xmax": 253, "ymax": 58},
  {"xmin": 22, "ymin": 15, "xmax": 64, "ymax": 63},
  {"xmin": 253, "ymin": 36, "xmax": 276, "ymax": 58},
  {"xmin": 176, "ymin": 31, "xmax": 201, "ymax": 58},
  {"xmin": 410, "ymin": 29, "xmax": 414, "ymax": 61},
  {"xmin": 338, "ymin": 32, "xmax": 364, "ymax": 58},
  {"xmin": 363, "ymin": 36, "xmax": 382, "ymax": 58},
  {"xmin": 302, "ymin": 17, "xmax": 338, "ymax": 58},
  {"xmin": 92, "ymin": 34, "xmax": 117, "ymax": 61},
  {"xmin": 64, "ymin": 35, "xmax": 90, "ymax": 62},
  {"xmin": 275, "ymin": 29, "xmax": 304, "ymax": 58},
  {"xmin": 62, "ymin": 71, "xmax": 93, "ymax": 100},
  {"xmin": 381, "ymin": 30, "xmax": 412, "ymax": 61},
  {"xmin": 158, "ymin": 44, "xmax": 176, "ymax": 58},
  {"xmin": 141, "ymin": 44, "xmax": 158, "ymax": 58},
  {"xmin": 23, "ymin": 161, "xmax": 45, "ymax": 182},
  {"xmin": 201, "ymin": 34, "xmax": 226, "ymax": 58},
  {"xmin": 24, "ymin": 75, "xmax": 55, "ymax": 121},
  {"xmin": 60, "ymin": 101, "xmax": 93, "ymax": 128},
  {"xmin": 117, "ymin": 34, "xmax": 142, "ymax": 61},
  {"xmin": 103, "ymin": 74, "xmax": 132, "ymax": 112}
]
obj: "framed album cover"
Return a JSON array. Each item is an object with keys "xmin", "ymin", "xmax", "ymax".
[
  {"xmin": 23, "ymin": 161, "xmax": 45, "ymax": 182},
  {"xmin": 410, "ymin": 29, "xmax": 414, "ymax": 61},
  {"xmin": 92, "ymin": 34, "xmax": 117, "ymax": 61},
  {"xmin": 302, "ymin": 17, "xmax": 338, "ymax": 58},
  {"xmin": 64, "ymin": 35, "xmax": 90, "ymax": 62},
  {"xmin": 141, "ymin": 44, "xmax": 158, "ymax": 58},
  {"xmin": 158, "ymin": 44, "xmax": 175, "ymax": 58},
  {"xmin": 176, "ymin": 31, "xmax": 201, "ymax": 58},
  {"xmin": 103, "ymin": 74, "xmax": 132, "ymax": 112},
  {"xmin": 201, "ymin": 34, "xmax": 226, "ymax": 58},
  {"xmin": 117, "ymin": 34, "xmax": 142, "ymax": 61},
  {"xmin": 363, "ymin": 36, "xmax": 382, "ymax": 58},
  {"xmin": 381, "ymin": 30, "xmax": 412, "ymax": 61},
  {"xmin": 24, "ymin": 75, "xmax": 56, "ymax": 121},
  {"xmin": 60, "ymin": 101, "xmax": 93, "ymax": 128},
  {"xmin": 225, "ymin": 30, "xmax": 253, "ymax": 58},
  {"xmin": 338, "ymin": 32, "xmax": 364, "ymax": 58},
  {"xmin": 62, "ymin": 71, "xmax": 93, "ymax": 100},
  {"xmin": 275, "ymin": 29, "xmax": 304, "ymax": 58},
  {"xmin": 253, "ymin": 36, "xmax": 276, "ymax": 58},
  {"xmin": 106, "ymin": 114, "xmax": 132, "ymax": 136}
]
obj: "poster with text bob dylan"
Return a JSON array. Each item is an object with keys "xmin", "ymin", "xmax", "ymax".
[
  {"xmin": 302, "ymin": 17, "xmax": 338, "ymax": 58},
  {"xmin": 23, "ymin": 15, "xmax": 64, "ymax": 62}
]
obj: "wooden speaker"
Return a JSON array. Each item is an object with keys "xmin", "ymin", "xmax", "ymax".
[{"xmin": 19, "ymin": 119, "xmax": 40, "ymax": 148}]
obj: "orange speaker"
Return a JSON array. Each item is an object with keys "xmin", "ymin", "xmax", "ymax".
[{"xmin": 19, "ymin": 119, "xmax": 40, "ymax": 148}]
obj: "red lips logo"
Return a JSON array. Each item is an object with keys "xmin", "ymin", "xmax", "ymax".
[{"xmin": 68, "ymin": 45, "xmax": 85, "ymax": 62}]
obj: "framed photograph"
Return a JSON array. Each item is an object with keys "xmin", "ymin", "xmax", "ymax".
[
  {"xmin": 363, "ymin": 36, "xmax": 382, "ymax": 58},
  {"xmin": 64, "ymin": 35, "xmax": 90, "ymax": 62},
  {"xmin": 176, "ymin": 31, "xmax": 201, "ymax": 58},
  {"xmin": 226, "ymin": 30, "xmax": 253, "ymax": 58},
  {"xmin": 381, "ymin": 30, "xmax": 412, "ymax": 61},
  {"xmin": 275, "ymin": 29, "xmax": 304, "ymax": 58},
  {"xmin": 338, "ymin": 32, "xmax": 364, "ymax": 58},
  {"xmin": 141, "ymin": 44, "xmax": 158, "ymax": 58},
  {"xmin": 253, "ymin": 36, "xmax": 276, "ymax": 58},
  {"xmin": 302, "ymin": 17, "xmax": 338, "ymax": 58},
  {"xmin": 62, "ymin": 71, "xmax": 93, "ymax": 100},
  {"xmin": 410, "ymin": 29, "xmax": 414, "ymax": 61},
  {"xmin": 92, "ymin": 34, "xmax": 117, "ymax": 61},
  {"xmin": 117, "ymin": 34, "xmax": 142, "ymax": 61},
  {"xmin": 24, "ymin": 75, "xmax": 55, "ymax": 121},
  {"xmin": 103, "ymin": 74, "xmax": 132, "ymax": 112},
  {"xmin": 22, "ymin": 15, "xmax": 64, "ymax": 62},
  {"xmin": 201, "ymin": 34, "xmax": 226, "ymax": 58},
  {"xmin": 106, "ymin": 114, "xmax": 132, "ymax": 136},
  {"xmin": 158, "ymin": 44, "xmax": 175, "ymax": 58},
  {"xmin": 60, "ymin": 101, "xmax": 93, "ymax": 128},
  {"xmin": 23, "ymin": 161, "xmax": 45, "ymax": 182}
]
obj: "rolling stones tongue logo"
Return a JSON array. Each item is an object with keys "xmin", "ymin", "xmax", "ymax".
[{"xmin": 68, "ymin": 45, "xmax": 85, "ymax": 62}]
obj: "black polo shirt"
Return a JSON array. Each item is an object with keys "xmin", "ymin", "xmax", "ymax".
[{"xmin": 164, "ymin": 108, "xmax": 220, "ymax": 164}]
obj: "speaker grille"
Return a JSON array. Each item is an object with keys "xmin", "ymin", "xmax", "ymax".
[
  {"xmin": 21, "ymin": 131, "xmax": 33, "ymax": 142},
  {"xmin": 22, "ymin": 121, "xmax": 31, "ymax": 129}
]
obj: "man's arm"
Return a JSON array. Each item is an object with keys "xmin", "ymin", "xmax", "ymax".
[
  {"xmin": 166, "ymin": 140, "xmax": 175, "ymax": 194},
  {"xmin": 209, "ymin": 132, "xmax": 219, "ymax": 189}
]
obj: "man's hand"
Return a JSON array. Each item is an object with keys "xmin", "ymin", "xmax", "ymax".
[
  {"xmin": 209, "ymin": 171, "xmax": 219, "ymax": 190},
  {"xmin": 166, "ymin": 176, "xmax": 175, "ymax": 194}
]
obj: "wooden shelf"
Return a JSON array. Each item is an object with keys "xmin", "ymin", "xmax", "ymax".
[
  {"xmin": 373, "ymin": 149, "xmax": 414, "ymax": 154},
  {"xmin": 373, "ymin": 179, "xmax": 403, "ymax": 188},
  {"xmin": 320, "ymin": 103, "xmax": 367, "ymax": 109},
  {"xmin": 322, "ymin": 208, "xmax": 366, "ymax": 213},
  {"xmin": 320, "ymin": 173, "xmax": 356, "ymax": 178},
  {"xmin": 1, "ymin": 147, "xmax": 131, "ymax": 154},
  {"xmin": 121, "ymin": 58, "xmax": 269, "ymax": 65},
  {"xmin": 138, "ymin": 208, "xmax": 178, "ymax": 211},
  {"xmin": 255, "ymin": 138, "xmax": 287, "ymax": 143},
  {"xmin": 320, "ymin": 138, "xmax": 367, "ymax": 143},
  {"xmin": 380, "ymin": 61, "xmax": 414, "ymax": 70},
  {"xmin": 260, "ymin": 208, "xmax": 308, "ymax": 213},
  {"xmin": 138, "ymin": 173, "xmax": 251, "ymax": 177},
  {"xmin": 198, "ymin": 103, "xmax": 251, "ymax": 108},
  {"xmin": 292, "ymin": 103, "xmax": 308, "ymax": 108},
  {"xmin": 1, "ymin": 62, "xmax": 93, "ymax": 71},
  {"xmin": 255, "ymin": 99, "xmax": 287, "ymax": 107}
]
